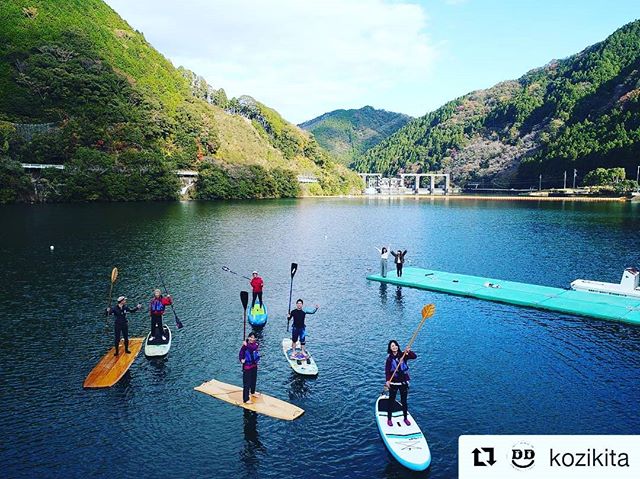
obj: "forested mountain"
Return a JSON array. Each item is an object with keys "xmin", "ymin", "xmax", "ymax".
[
  {"xmin": 0, "ymin": 0, "xmax": 360, "ymax": 203},
  {"xmin": 299, "ymin": 106, "xmax": 411, "ymax": 165},
  {"xmin": 354, "ymin": 20, "xmax": 640, "ymax": 188}
]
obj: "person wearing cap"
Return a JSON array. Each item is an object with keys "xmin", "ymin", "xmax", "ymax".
[
  {"xmin": 239, "ymin": 332, "xmax": 261, "ymax": 403},
  {"xmin": 149, "ymin": 288, "xmax": 172, "ymax": 342},
  {"xmin": 249, "ymin": 271, "xmax": 264, "ymax": 309},
  {"xmin": 106, "ymin": 296, "xmax": 142, "ymax": 356}
]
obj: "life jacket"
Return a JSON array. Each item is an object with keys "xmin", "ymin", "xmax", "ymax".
[
  {"xmin": 150, "ymin": 297, "xmax": 165, "ymax": 315},
  {"xmin": 390, "ymin": 355, "xmax": 409, "ymax": 375},
  {"xmin": 244, "ymin": 346, "xmax": 260, "ymax": 366}
]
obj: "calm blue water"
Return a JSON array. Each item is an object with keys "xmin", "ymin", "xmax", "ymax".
[{"xmin": 1, "ymin": 198, "xmax": 639, "ymax": 479}]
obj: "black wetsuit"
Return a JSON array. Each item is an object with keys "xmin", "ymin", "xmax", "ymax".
[{"xmin": 107, "ymin": 304, "xmax": 140, "ymax": 354}]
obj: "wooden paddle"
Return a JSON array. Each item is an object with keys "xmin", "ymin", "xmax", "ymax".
[
  {"xmin": 241, "ymin": 291, "xmax": 249, "ymax": 339},
  {"xmin": 286, "ymin": 262, "xmax": 298, "ymax": 332},
  {"xmin": 158, "ymin": 273, "xmax": 184, "ymax": 329},
  {"xmin": 385, "ymin": 303, "xmax": 435, "ymax": 392},
  {"xmin": 107, "ymin": 267, "xmax": 118, "ymax": 308}
]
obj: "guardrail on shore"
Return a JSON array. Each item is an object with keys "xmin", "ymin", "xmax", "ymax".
[{"xmin": 21, "ymin": 163, "xmax": 317, "ymax": 183}]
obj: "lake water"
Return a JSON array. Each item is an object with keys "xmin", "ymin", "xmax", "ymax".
[{"xmin": 1, "ymin": 198, "xmax": 639, "ymax": 478}]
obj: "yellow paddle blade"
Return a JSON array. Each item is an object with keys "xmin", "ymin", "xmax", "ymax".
[
  {"xmin": 421, "ymin": 303, "xmax": 435, "ymax": 319},
  {"xmin": 111, "ymin": 267, "xmax": 118, "ymax": 283}
]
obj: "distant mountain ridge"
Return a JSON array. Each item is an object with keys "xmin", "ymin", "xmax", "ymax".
[
  {"xmin": 354, "ymin": 20, "xmax": 640, "ymax": 188},
  {"xmin": 0, "ymin": 0, "xmax": 360, "ymax": 203},
  {"xmin": 299, "ymin": 106, "xmax": 411, "ymax": 165}
]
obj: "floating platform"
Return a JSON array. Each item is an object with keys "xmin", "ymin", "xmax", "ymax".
[{"xmin": 367, "ymin": 267, "xmax": 640, "ymax": 326}]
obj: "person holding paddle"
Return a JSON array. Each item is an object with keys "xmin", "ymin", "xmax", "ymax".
[
  {"xmin": 149, "ymin": 288, "xmax": 172, "ymax": 342},
  {"xmin": 287, "ymin": 299, "xmax": 319, "ymax": 359},
  {"xmin": 106, "ymin": 296, "xmax": 142, "ymax": 356},
  {"xmin": 384, "ymin": 340, "xmax": 417, "ymax": 427},
  {"xmin": 249, "ymin": 271, "xmax": 264, "ymax": 309},
  {"xmin": 239, "ymin": 332, "xmax": 261, "ymax": 403}
]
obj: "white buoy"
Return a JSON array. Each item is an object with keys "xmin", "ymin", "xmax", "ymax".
[{"xmin": 50, "ymin": 245, "xmax": 54, "ymax": 251}]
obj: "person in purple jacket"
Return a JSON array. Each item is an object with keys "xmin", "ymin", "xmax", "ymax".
[
  {"xmin": 384, "ymin": 339, "xmax": 417, "ymax": 427},
  {"xmin": 239, "ymin": 332, "xmax": 261, "ymax": 403}
]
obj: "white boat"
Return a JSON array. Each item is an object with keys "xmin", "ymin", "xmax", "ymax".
[{"xmin": 571, "ymin": 267, "xmax": 640, "ymax": 299}]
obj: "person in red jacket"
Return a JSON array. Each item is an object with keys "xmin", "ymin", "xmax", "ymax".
[
  {"xmin": 149, "ymin": 288, "xmax": 172, "ymax": 342},
  {"xmin": 249, "ymin": 271, "xmax": 264, "ymax": 309}
]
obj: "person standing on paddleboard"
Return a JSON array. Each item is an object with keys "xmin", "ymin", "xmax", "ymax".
[
  {"xmin": 249, "ymin": 271, "xmax": 264, "ymax": 309},
  {"xmin": 105, "ymin": 296, "xmax": 142, "ymax": 356},
  {"xmin": 239, "ymin": 332, "xmax": 261, "ymax": 403},
  {"xmin": 390, "ymin": 249, "xmax": 407, "ymax": 277},
  {"xmin": 376, "ymin": 246, "xmax": 390, "ymax": 277},
  {"xmin": 149, "ymin": 288, "xmax": 172, "ymax": 342},
  {"xmin": 287, "ymin": 299, "xmax": 319, "ymax": 359},
  {"xmin": 385, "ymin": 340, "xmax": 416, "ymax": 427}
]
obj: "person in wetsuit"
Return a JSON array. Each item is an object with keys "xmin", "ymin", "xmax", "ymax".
[
  {"xmin": 106, "ymin": 296, "xmax": 142, "ymax": 356},
  {"xmin": 287, "ymin": 299, "xmax": 319, "ymax": 359}
]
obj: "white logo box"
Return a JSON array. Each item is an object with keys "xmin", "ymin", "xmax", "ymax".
[{"xmin": 459, "ymin": 435, "xmax": 640, "ymax": 479}]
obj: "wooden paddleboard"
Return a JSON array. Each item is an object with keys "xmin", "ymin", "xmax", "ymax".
[
  {"xmin": 282, "ymin": 338, "xmax": 318, "ymax": 376},
  {"xmin": 83, "ymin": 338, "xmax": 144, "ymax": 389},
  {"xmin": 375, "ymin": 395, "xmax": 431, "ymax": 471},
  {"xmin": 194, "ymin": 379, "xmax": 304, "ymax": 421}
]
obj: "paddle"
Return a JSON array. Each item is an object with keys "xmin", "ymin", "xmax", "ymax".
[
  {"xmin": 158, "ymin": 273, "xmax": 184, "ymax": 329},
  {"xmin": 286, "ymin": 262, "xmax": 298, "ymax": 332},
  {"xmin": 105, "ymin": 267, "xmax": 118, "ymax": 326},
  {"xmin": 107, "ymin": 267, "xmax": 118, "ymax": 309},
  {"xmin": 222, "ymin": 266, "xmax": 251, "ymax": 280},
  {"xmin": 384, "ymin": 303, "xmax": 435, "ymax": 393},
  {"xmin": 241, "ymin": 291, "xmax": 249, "ymax": 339}
]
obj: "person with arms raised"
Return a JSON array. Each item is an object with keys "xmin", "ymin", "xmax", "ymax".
[
  {"xmin": 106, "ymin": 296, "xmax": 142, "ymax": 356},
  {"xmin": 287, "ymin": 299, "xmax": 319, "ymax": 359}
]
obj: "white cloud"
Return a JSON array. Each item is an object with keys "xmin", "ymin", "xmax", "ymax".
[{"xmin": 105, "ymin": 0, "xmax": 437, "ymax": 123}]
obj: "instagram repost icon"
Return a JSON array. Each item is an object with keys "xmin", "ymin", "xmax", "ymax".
[{"xmin": 510, "ymin": 441, "xmax": 535, "ymax": 471}]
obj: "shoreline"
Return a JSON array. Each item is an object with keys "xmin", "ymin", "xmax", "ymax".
[{"xmin": 300, "ymin": 194, "xmax": 631, "ymax": 202}]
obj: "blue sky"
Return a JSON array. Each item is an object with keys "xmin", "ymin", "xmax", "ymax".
[{"xmin": 105, "ymin": 0, "xmax": 639, "ymax": 124}]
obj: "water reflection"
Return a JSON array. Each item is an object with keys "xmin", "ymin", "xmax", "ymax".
[
  {"xmin": 240, "ymin": 410, "xmax": 265, "ymax": 476},
  {"xmin": 379, "ymin": 283, "xmax": 388, "ymax": 304}
]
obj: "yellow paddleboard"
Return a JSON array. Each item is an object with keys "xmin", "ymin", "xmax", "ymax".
[
  {"xmin": 194, "ymin": 379, "xmax": 304, "ymax": 421},
  {"xmin": 83, "ymin": 338, "xmax": 144, "ymax": 389}
]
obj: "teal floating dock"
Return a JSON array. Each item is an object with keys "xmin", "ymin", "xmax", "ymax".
[{"xmin": 367, "ymin": 267, "xmax": 640, "ymax": 326}]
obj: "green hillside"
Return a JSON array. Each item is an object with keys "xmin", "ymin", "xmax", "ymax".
[
  {"xmin": 299, "ymin": 106, "xmax": 411, "ymax": 165},
  {"xmin": 354, "ymin": 20, "xmax": 640, "ymax": 189},
  {"xmin": 0, "ymin": 0, "xmax": 360, "ymax": 202}
]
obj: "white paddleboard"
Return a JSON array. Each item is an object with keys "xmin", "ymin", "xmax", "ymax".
[
  {"xmin": 281, "ymin": 338, "xmax": 318, "ymax": 376},
  {"xmin": 375, "ymin": 395, "xmax": 431, "ymax": 471},
  {"xmin": 144, "ymin": 325, "xmax": 171, "ymax": 357}
]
